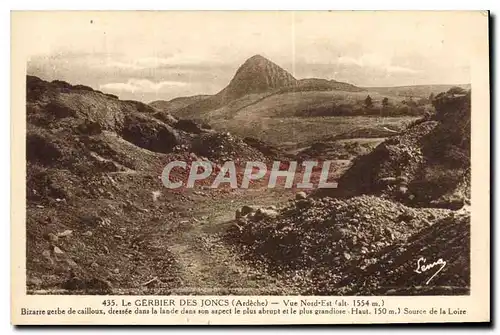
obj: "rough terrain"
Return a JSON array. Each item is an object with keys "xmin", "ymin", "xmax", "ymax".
[{"xmin": 25, "ymin": 58, "xmax": 471, "ymax": 296}]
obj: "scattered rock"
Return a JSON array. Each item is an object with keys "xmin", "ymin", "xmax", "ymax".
[
  {"xmin": 378, "ymin": 177, "xmax": 397, "ymax": 185},
  {"xmin": 240, "ymin": 205, "xmax": 257, "ymax": 217},
  {"xmin": 46, "ymin": 233, "xmax": 59, "ymax": 243},
  {"xmin": 66, "ymin": 258, "xmax": 78, "ymax": 268},
  {"xmin": 53, "ymin": 246, "xmax": 64, "ymax": 254},
  {"xmin": 141, "ymin": 277, "xmax": 159, "ymax": 287},
  {"xmin": 42, "ymin": 250, "xmax": 52, "ymax": 260},
  {"xmin": 296, "ymin": 199, "xmax": 310, "ymax": 209},
  {"xmin": 254, "ymin": 208, "xmax": 279, "ymax": 220},
  {"xmin": 63, "ymin": 276, "xmax": 112, "ymax": 293},
  {"xmin": 80, "ymin": 214, "xmax": 100, "ymax": 226},
  {"xmin": 27, "ymin": 277, "xmax": 43, "ymax": 287},
  {"xmin": 226, "ymin": 195, "xmax": 454, "ymax": 295},
  {"xmin": 57, "ymin": 229, "xmax": 73, "ymax": 237},
  {"xmin": 295, "ymin": 191, "xmax": 307, "ymax": 200},
  {"xmin": 152, "ymin": 190, "xmax": 161, "ymax": 202}
]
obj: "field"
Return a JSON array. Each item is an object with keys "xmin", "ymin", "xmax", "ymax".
[
  {"xmin": 227, "ymin": 90, "xmax": 404, "ymax": 118},
  {"xmin": 173, "ymin": 89, "xmax": 412, "ymax": 120},
  {"xmin": 209, "ymin": 115, "xmax": 419, "ymax": 149}
]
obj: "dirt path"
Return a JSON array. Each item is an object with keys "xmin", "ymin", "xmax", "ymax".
[{"xmin": 160, "ymin": 188, "xmax": 294, "ymax": 295}]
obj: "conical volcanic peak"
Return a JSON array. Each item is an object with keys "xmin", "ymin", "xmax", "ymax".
[{"xmin": 219, "ymin": 54, "xmax": 297, "ymax": 101}]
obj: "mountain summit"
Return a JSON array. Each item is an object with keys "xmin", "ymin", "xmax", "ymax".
[
  {"xmin": 166, "ymin": 54, "xmax": 363, "ymax": 120},
  {"xmin": 218, "ymin": 54, "xmax": 297, "ymax": 102}
]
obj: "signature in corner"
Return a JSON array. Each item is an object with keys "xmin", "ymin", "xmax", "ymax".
[{"xmin": 414, "ymin": 257, "xmax": 447, "ymax": 285}]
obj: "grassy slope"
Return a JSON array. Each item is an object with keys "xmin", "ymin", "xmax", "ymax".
[
  {"xmin": 171, "ymin": 89, "xmax": 406, "ymax": 121},
  {"xmin": 210, "ymin": 115, "xmax": 418, "ymax": 149},
  {"xmin": 150, "ymin": 95, "xmax": 211, "ymax": 114},
  {"xmin": 167, "ymin": 89, "xmax": 414, "ymax": 148}
]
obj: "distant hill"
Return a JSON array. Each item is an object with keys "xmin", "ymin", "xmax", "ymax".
[
  {"xmin": 169, "ymin": 55, "xmax": 298, "ymax": 119},
  {"xmin": 152, "ymin": 54, "xmax": 364, "ymax": 120},
  {"xmin": 219, "ymin": 54, "xmax": 297, "ymax": 102},
  {"xmin": 365, "ymin": 84, "xmax": 471, "ymax": 99},
  {"xmin": 292, "ymin": 78, "xmax": 365, "ymax": 93},
  {"xmin": 150, "ymin": 95, "xmax": 211, "ymax": 114},
  {"xmin": 148, "ymin": 55, "xmax": 468, "ymax": 147}
]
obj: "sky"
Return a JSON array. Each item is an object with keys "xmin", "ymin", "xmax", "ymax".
[{"xmin": 25, "ymin": 11, "xmax": 473, "ymax": 102}]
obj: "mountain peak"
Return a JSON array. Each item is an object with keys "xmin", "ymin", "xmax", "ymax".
[
  {"xmin": 246, "ymin": 54, "xmax": 269, "ymax": 62},
  {"xmin": 218, "ymin": 55, "xmax": 297, "ymax": 102}
]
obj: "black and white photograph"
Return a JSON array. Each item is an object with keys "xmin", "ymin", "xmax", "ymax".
[{"xmin": 10, "ymin": 10, "xmax": 490, "ymax": 325}]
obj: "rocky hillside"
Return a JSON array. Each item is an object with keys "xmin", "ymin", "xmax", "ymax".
[
  {"xmin": 227, "ymin": 87, "xmax": 471, "ymax": 295},
  {"xmin": 25, "ymin": 75, "xmax": 472, "ymax": 296},
  {"xmin": 226, "ymin": 194, "xmax": 469, "ymax": 295},
  {"xmin": 331, "ymin": 87, "xmax": 471, "ymax": 209},
  {"xmin": 25, "ymin": 75, "xmax": 289, "ymax": 293},
  {"xmin": 149, "ymin": 95, "xmax": 211, "ymax": 115}
]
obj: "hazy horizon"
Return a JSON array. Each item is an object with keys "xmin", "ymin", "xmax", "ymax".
[{"xmin": 26, "ymin": 11, "xmax": 471, "ymax": 102}]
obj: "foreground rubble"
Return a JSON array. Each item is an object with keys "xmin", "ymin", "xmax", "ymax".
[{"xmin": 227, "ymin": 195, "xmax": 469, "ymax": 295}]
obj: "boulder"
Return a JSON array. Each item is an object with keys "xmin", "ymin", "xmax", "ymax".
[
  {"xmin": 295, "ymin": 191, "xmax": 307, "ymax": 200},
  {"xmin": 46, "ymin": 233, "xmax": 59, "ymax": 243},
  {"xmin": 53, "ymin": 246, "xmax": 64, "ymax": 254},
  {"xmin": 240, "ymin": 205, "xmax": 258, "ymax": 217},
  {"xmin": 57, "ymin": 230, "xmax": 73, "ymax": 238},
  {"xmin": 254, "ymin": 208, "xmax": 279, "ymax": 220}
]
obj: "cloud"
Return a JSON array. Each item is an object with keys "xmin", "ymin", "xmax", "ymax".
[
  {"xmin": 336, "ymin": 54, "xmax": 420, "ymax": 75},
  {"xmin": 386, "ymin": 65, "xmax": 419, "ymax": 74},
  {"xmin": 101, "ymin": 55, "xmax": 222, "ymax": 71},
  {"xmin": 336, "ymin": 56, "xmax": 363, "ymax": 67},
  {"xmin": 100, "ymin": 79, "xmax": 188, "ymax": 93}
]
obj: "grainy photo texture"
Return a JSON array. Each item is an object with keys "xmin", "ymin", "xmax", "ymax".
[{"xmin": 23, "ymin": 11, "xmax": 476, "ymax": 299}]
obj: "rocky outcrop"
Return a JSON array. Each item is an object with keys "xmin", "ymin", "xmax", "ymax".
[
  {"xmin": 173, "ymin": 55, "xmax": 298, "ymax": 119},
  {"xmin": 218, "ymin": 54, "xmax": 297, "ymax": 102},
  {"xmin": 191, "ymin": 132, "xmax": 266, "ymax": 164},
  {"xmin": 330, "ymin": 88, "xmax": 471, "ymax": 209},
  {"xmin": 121, "ymin": 113, "xmax": 180, "ymax": 154}
]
